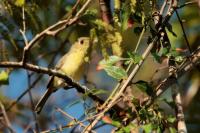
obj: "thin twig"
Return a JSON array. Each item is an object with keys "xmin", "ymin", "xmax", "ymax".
[
  {"xmin": 63, "ymin": 0, "xmax": 81, "ymax": 19},
  {"xmin": 0, "ymin": 101, "xmax": 15, "ymax": 133},
  {"xmin": 23, "ymin": 122, "xmax": 37, "ymax": 133},
  {"xmin": 83, "ymin": 36, "xmax": 159, "ymax": 133},
  {"xmin": 142, "ymin": 47, "xmax": 200, "ymax": 107},
  {"xmin": 26, "ymin": 71, "xmax": 39, "ymax": 132},
  {"xmin": 177, "ymin": 1, "xmax": 197, "ymax": 9},
  {"xmin": 134, "ymin": 27, "xmax": 145, "ymax": 53},
  {"xmin": 19, "ymin": 6, "xmax": 28, "ymax": 46},
  {"xmin": 3, "ymin": 41, "xmax": 64, "ymax": 113},
  {"xmin": 175, "ymin": 10, "xmax": 192, "ymax": 53},
  {"xmin": 21, "ymin": 0, "xmax": 92, "ymax": 64},
  {"xmin": 167, "ymin": 0, "xmax": 173, "ymax": 15},
  {"xmin": 160, "ymin": 0, "xmax": 168, "ymax": 15},
  {"xmin": 55, "ymin": 107, "xmax": 96, "ymax": 133},
  {"xmin": 82, "ymin": 2, "xmax": 179, "ymax": 132},
  {"xmin": 125, "ymin": 47, "xmax": 200, "ymax": 124},
  {"xmin": 22, "ymin": 6, "xmax": 26, "ymax": 32},
  {"xmin": 5, "ymin": 75, "xmax": 42, "ymax": 112},
  {"xmin": 99, "ymin": 21, "xmax": 146, "ymax": 112}
]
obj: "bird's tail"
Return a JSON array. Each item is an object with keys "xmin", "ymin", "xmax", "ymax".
[{"xmin": 35, "ymin": 88, "xmax": 53, "ymax": 114}]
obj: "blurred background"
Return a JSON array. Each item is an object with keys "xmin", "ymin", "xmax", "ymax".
[{"xmin": 0, "ymin": 0, "xmax": 199, "ymax": 132}]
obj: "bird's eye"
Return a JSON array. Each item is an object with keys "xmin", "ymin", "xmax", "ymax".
[{"xmin": 80, "ymin": 40, "xmax": 84, "ymax": 45}]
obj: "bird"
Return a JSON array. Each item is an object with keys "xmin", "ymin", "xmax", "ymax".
[{"xmin": 35, "ymin": 37, "xmax": 91, "ymax": 114}]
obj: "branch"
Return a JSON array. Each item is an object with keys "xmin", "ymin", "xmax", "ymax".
[
  {"xmin": 142, "ymin": 47, "xmax": 200, "ymax": 107},
  {"xmin": 175, "ymin": 10, "xmax": 192, "ymax": 52},
  {"xmin": 55, "ymin": 107, "xmax": 96, "ymax": 133},
  {"xmin": 123, "ymin": 47, "xmax": 200, "ymax": 125},
  {"xmin": 0, "ymin": 101, "xmax": 15, "ymax": 133},
  {"xmin": 4, "ymin": 75, "xmax": 43, "ymax": 113},
  {"xmin": 177, "ymin": 1, "xmax": 197, "ymax": 9},
  {"xmin": 99, "ymin": 0, "xmax": 113, "ymax": 24},
  {"xmin": 172, "ymin": 84, "xmax": 187, "ymax": 132},
  {"xmin": 3, "ymin": 40, "xmax": 67, "ymax": 113},
  {"xmin": 168, "ymin": 47, "xmax": 187, "ymax": 132},
  {"xmin": 82, "ymin": 1, "xmax": 179, "ymax": 132},
  {"xmin": 21, "ymin": 0, "xmax": 92, "ymax": 64},
  {"xmin": 26, "ymin": 71, "xmax": 40, "ymax": 132},
  {"xmin": 0, "ymin": 61, "xmax": 104, "ymax": 105}
]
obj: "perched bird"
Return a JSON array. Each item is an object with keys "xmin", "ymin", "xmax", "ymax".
[{"xmin": 35, "ymin": 37, "xmax": 91, "ymax": 114}]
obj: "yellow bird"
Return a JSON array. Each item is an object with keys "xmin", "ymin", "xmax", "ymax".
[{"xmin": 35, "ymin": 37, "xmax": 91, "ymax": 114}]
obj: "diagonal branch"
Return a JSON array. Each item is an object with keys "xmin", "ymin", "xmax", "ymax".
[
  {"xmin": 21, "ymin": 0, "xmax": 92, "ymax": 64},
  {"xmin": 82, "ymin": 1, "xmax": 179, "ymax": 132},
  {"xmin": 142, "ymin": 47, "xmax": 200, "ymax": 107},
  {"xmin": 175, "ymin": 10, "xmax": 192, "ymax": 52},
  {"xmin": 0, "ymin": 101, "xmax": 15, "ymax": 133},
  {"xmin": 126, "ymin": 47, "xmax": 200, "ymax": 124}
]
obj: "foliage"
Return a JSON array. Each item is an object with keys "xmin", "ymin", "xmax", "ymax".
[
  {"xmin": 0, "ymin": 71, "xmax": 9, "ymax": 85},
  {"xmin": 0, "ymin": 0, "xmax": 199, "ymax": 132}
]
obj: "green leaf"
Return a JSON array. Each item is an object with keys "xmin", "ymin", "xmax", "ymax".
[
  {"xmin": 122, "ymin": 126, "xmax": 131, "ymax": 133},
  {"xmin": 121, "ymin": 8, "xmax": 130, "ymax": 31},
  {"xmin": 175, "ymin": 56, "xmax": 183, "ymax": 62},
  {"xmin": 166, "ymin": 49, "xmax": 179, "ymax": 57},
  {"xmin": 116, "ymin": 123, "xmax": 136, "ymax": 133},
  {"xmin": 142, "ymin": 123, "xmax": 153, "ymax": 133},
  {"xmin": 139, "ymin": 108, "xmax": 149, "ymax": 120},
  {"xmin": 159, "ymin": 47, "xmax": 169, "ymax": 56},
  {"xmin": 93, "ymin": 19, "xmax": 113, "ymax": 31},
  {"xmin": 99, "ymin": 56, "xmax": 123, "ymax": 66},
  {"xmin": 163, "ymin": 99, "xmax": 176, "ymax": 108},
  {"xmin": 15, "ymin": 0, "xmax": 25, "ymax": 7},
  {"xmin": 169, "ymin": 127, "xmax": 177, "ymax": 133},
  {"xmin": 90, "ymin": 28, "xmax": 97, "ymax": 41},
  {"xmin": 127, "ymin": 52, "xmax": 142, "ymax": 64},
  {"xmin": 134, "ymin": 80, "xmax": 153, "ymax": 96},
  {"xmin": 167, "ymin": 115, "xmax": 176, "ymax": 123},
  {"xmin": 132, "ymin": 97, "xmax": 140, "ymax": 108},
  {"xmin": 0, "ymin": 71, "xmax": 9, "ymax": 85},
  {"xmin": 81, "ymin": 9, "xmax": 98, "ymax": 23},
  {"xmin": 124, "ymin": 60, "xmax": 131, "ymax": 65},
  {"xmin": 151, "ymin": 52, "xmax": 161, "ymax": 63},
  {"xmin": 111, "ymin": 120, "xmax": 121, "ymax": 127},
  {"xmin": 104, "ymin": 65, "xmax": 128, "ymax": 80},
  {"xmin": 130, "ymin": 0, "xmax": 136, "ymax": 10},
  {"xmin": 166, "ymin": 22, "xmax": 177, "ymax": 37}
]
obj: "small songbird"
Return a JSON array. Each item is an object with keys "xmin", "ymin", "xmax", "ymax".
[{"xmin": 35, "ymin": 37, "xmax": 91, "ymax": 114}]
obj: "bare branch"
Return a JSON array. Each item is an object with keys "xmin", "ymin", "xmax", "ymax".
[
  {"xmin": 175, "ymin": 10, "xmax": 192, "ymax": 52},
  {"xmin": 172, "ymin": 84, "xmax": 187, "ymax": 132},
  {"xmin": 178, "ymin": 1, "xmax": 197, "ymax": 9},
  {"xmin": 26, "ymin": 71, "xmax": 39, "ymax": 132},
  {"xmin": 0, "ymin": 101, "xmax": 15, "ymax": 133},
  {"xmin": 55, "ymin": 107, "xmax": 96, "ymax": 133},
  {"xmin": 99, "ymin": 0, "xmax": 113, "ymax": 24},
  {"xmin": 0, "ymin": 61, "xmax": 104, "ymax": 106},
  {"xmin": 21, "ymin": 0, "xmax": 92, "ymax": 64}
]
